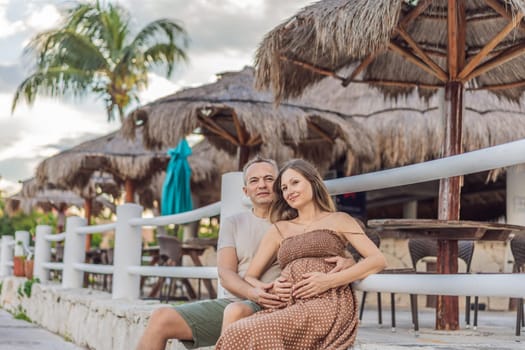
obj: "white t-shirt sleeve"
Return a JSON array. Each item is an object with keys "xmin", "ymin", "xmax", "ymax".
[{"xmin": 217, "ymin": 216, "xmax": 236, "ymax": 249}]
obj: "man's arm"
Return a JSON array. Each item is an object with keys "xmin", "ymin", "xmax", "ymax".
[{"xmin": 217, "ymin": 247, "xmax": 284, "ymax": 308}]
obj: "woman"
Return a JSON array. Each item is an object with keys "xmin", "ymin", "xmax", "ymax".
[{"xmin": 216, "ymin": 159, "xmax": 386, "ymax": 349}]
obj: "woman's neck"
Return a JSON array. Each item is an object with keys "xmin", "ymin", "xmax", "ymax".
[{"xmin": 296, "ymin": 203, "xmax": 323, "ymax": 222}]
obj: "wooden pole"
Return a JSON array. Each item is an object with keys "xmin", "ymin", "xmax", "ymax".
[
  {"xmin": 437, "ymin": 81, "xmax": 463, "ymax": 330},
  {"xmin": 432, "ymin": 0, "xmax": 466, "ymax": 331},
  {"xmin": 84, "ymin": 198, "xmax": 92, "ymax": 252},
  {"xmin": 125, "ymin": 179, "xmax": 135, "ymax": 203},
  {"xmin": 238, "ymin": 145, "xmax": 250, "ymax": 170}
]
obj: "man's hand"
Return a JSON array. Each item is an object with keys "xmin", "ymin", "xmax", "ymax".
[
  {"xmin": 273, "ymin": 276, "xmax": 292, "ymax": 302},
  {"xmin": 249, "ymin": 281, "xmax": 285, "ymax": 309},
  {"xmin": 292, "ymin": 272, "xmax": 332, "ymax": 299},
  {"xmin": 325, "ymin": 256, "xmax": 356, "ymax": 274}
]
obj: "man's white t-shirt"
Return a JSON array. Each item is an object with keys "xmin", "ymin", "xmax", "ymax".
[{"xmin": 217, "ymin": 210, "xmax": 281, "ymax": 301}]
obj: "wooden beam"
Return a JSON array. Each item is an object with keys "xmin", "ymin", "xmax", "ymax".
[
  {"xmin": 231, "ymin": 110, "xmax": 249, "ymax": 145},
  {"xmin": 343, "ymin": 53, "xmax": 378, "ymax": 86},
  {"xmin": 306, "ymin": 121, "xmax": 334, "ymax": 144},
  {"xmin": 197, "ymin": 114, "xmax": 240, "ymax": 146},
  {"xmin": 279, "ymin": 55, "xmax": 345, "ymax": 81},
  {"xmin": 485, "ymin": 0, "xmax": 525, "ymax": 31},
  {"xmin": 389, "ymin": 41, "xmax": 447, "ymax": 81},
  {"xmin": 395, "ymin": 27, "xmax": 448, "ymax": 81},
  {"xmin": 399, "ymin": 0, "xmax": 433, "ymax": 28},
  {"xmin": 246, "ymin": 134, "xmax": 262, "ymax": 146},
  {"xmin": 465, "ymin": 42, "xmax": 525, "ymax": 81},
  {"xmin": 447, "ymin": 0, "xmax": 466, "ymax": 78},
  {"xmin": 469, "ymin": 78, "xmax": 525, "ymax": 91},
  {"xmin": 353, "ymin": 79, "xmax": 442, "ymax": 89},
  {"xmin": 459, "ymin": 12, "xmax": 524, "ymax": 80}
]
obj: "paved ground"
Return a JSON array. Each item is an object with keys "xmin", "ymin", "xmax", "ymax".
[
  {"xmin": 0, "ymin": 304, "xmax": 522, "ymax": 349},
  {"xmin": 0, "ymin": 309, "xmax": 86, "ymax": 350},
  {"xmin": 355, "ymin": 306, "xmax": 523, "ymax": 349}
]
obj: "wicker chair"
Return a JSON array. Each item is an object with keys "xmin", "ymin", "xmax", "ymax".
[
  {"xmin": 408, "ymin": 239, "xmax": 477, "ymax": 331},
  {"xmin": 510, "ymin": 233, "xmax": 525, "ymax": 336}
]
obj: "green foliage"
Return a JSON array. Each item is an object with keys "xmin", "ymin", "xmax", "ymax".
[
  {"xmin": 91, "ymin": 233, "xmax": 103, "ymax": 248},
  {"xmin": 13, "ymin": 305, "xmax": 32, "ymax": 322},
  {"xmin": 0, "ymin": 192, "xmax": 57, "ymax": 238},
  {"xmin": 0, "ymin": 281, "xmax": 3, "ymax": 295},
  {"xmin": 17, "ymin": 277, "xmax": 40, "ymax": 298},
  {"xmin": 199, "ymin": 217, "xmax": 219, "ymax": 238},
  {"xmin": 12, "ymin": 0, "xmax": 189, "ymax": 123}
]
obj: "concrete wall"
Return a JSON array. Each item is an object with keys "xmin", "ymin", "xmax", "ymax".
[{"xmin": 0, "ymin": 277, "xmax": 212, "ymax": 350}]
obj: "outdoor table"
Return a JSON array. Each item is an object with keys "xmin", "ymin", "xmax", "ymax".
[
  {"xmin": 142, "ymin": 243, "xmax": 217, "ymax": 299},
  {"xmin": 367, "ymin": 219, "xmax": 525, "ymax": 329},
  {"xmin": 367, "ymin": 219, "xmax": 523, "ymax": 241}
]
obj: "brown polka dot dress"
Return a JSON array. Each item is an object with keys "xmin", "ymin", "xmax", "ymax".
[{"xmin": 216, "ymin": 230, "xmax": 358, "ymax": 349}]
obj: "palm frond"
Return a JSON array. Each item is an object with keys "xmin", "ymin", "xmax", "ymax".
[
  {"xmin": 35, "ymin": 29, "xmax": 110, "ymax": 72},
  {"xmin": 142, "ymin": 43, "xmax": 187, "ymax": 76},
  {"xmin": 12, "ymin": 67, "xmax": 94, "ymax": 113}
]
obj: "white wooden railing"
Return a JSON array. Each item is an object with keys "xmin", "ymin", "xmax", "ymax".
[{"xmin": 2, "ymin": 139, "xmax": 525, "ymax": 299}]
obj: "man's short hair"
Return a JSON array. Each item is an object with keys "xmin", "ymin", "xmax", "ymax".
[{"xmin": 242, "ymin": 156, "xmax": 278, "ymax": 184}]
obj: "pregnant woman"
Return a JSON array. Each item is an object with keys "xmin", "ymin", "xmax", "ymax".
[{"xmin": 216, "ymin": 159, "xmax": 386, "ymax": 349}]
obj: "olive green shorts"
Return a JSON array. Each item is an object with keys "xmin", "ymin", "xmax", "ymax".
[{"xmin": 175, "ymin": 298, "xmax": 261, "ymax": 349}]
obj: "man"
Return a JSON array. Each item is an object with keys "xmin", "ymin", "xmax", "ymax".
[{"xmin": 136, "ymin": 156, "xmax": 285, "ymax": 350}]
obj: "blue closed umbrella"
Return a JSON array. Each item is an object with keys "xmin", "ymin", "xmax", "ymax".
[{"xmin": 161, "ymin": 139, "xmax": 193, "ymax": 215}]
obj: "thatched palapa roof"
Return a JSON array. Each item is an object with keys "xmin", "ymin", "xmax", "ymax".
[
  {"xmin": 123, "ymin": 66, "xmax": 374, "ymax": 173},
  {"xmin": 6, "ymin": 178, "xmax": 114, "ymax": 216},
  {"xmin": 36, "ymin": 130, "xmax": 169, "ymax": 193},
  {"xmin": 255, "ymin": 0, "xmax": 525, "ymax": 102},
  {"xmin": 36, "ymin": 128, "xmax": 236, "ymax": 207}
]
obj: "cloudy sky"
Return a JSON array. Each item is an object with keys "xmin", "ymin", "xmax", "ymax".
[{"xmin": 0, "ymin": 0, "xmax": 312, "ymax": 194}]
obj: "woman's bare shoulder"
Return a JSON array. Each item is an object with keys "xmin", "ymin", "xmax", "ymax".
[{"xmin": 331, "ymin": 212, "xmax": 365, "ymax": 233}]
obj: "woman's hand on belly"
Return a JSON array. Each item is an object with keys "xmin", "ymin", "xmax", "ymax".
[
  {"xmin": 272, "ymin": 276, "xmax": 293, "ymax": 302},
  {"xmin": 292, "ymin": 272, "xmax": 333, "ymax": 299}
]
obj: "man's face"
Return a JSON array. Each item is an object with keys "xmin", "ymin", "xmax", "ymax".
[{"xmin": 243, "ymin": 162, "xmax": 277, "ymax": 207}]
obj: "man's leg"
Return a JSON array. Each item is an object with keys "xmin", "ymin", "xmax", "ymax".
[
  {"xmin": 136, "ymin": 307, "xmax": 192, "ymax": 350},
  {"xmin": 221, "ymin": 302, "xmax": 256, "ymax": 335},
  {"xmin": 136, "ymin": 299, "xmax": 232, "ymax": 350}
]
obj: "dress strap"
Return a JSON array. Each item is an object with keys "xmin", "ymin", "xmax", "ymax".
[{"xmin": 274, "ymin": 223, "xmax": 285, "ymax": 238}]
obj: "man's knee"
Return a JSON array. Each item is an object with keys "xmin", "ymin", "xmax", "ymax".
[
  {"xmin": 148, "ymin": 307, "xmax": 192, "ymax": 339},
  {"xmin": 224, "ymin": 302, "xmax": 253, "ymax": 321}
]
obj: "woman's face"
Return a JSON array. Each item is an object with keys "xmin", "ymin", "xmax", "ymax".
[{"xmin": 280, "ymin": 168, "xmax": 313, "ymax": 209}]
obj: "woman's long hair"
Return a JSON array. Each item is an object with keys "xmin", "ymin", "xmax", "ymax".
[{"xmin": 270, "ymin": 159, "xmax": 335, "ymax": 223}]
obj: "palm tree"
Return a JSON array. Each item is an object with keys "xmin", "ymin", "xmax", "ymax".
[{"xmin": 12, "ymin": 1, "xmax": 188, "ymax": 123}]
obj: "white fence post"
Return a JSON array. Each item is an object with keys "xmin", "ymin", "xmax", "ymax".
[
  {"xmin": 34, "ymin": 225, "xmax": 52, "ymax": 282},
  {"xmin": 216, "ymin": 172, "xmax": 246, "ymax": 298},
  {"xmin": 62, "ymin": 217, "xmax": 87, "ymax": 288},
  {"xmin": 112, "ymin": 203, "xmax": 143, "ymax": 300},
  {"xmin": 14, "ymin": 231, "xmax": 30, "ymax": 257},
  {"xmin": 220, "ymin": 172, "xmax": 248, "ymax": 218},
  {"xmin": 0, "ymin": 236, "xmax": 14, "ymax": 277}
]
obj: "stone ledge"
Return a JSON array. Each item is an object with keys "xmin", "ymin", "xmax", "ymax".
[{"xmin": 0, "ymin": 277, "xmax": 213, "ymax": 350}]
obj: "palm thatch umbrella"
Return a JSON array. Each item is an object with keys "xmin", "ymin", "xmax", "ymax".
[
  {"xmin": 329, "ymin": 88, "xmax": 525, "ymax": 221},
  {"xmin": 255, "ymin": 0, "xmax": 525, "ymax": 329},
  {"xmin": 122, "ymin": 66, "xmax": 373, "ymax": 172},
  {"xmin": 36, "ymin": 129, "xmax": 169, "ymax": 206}
]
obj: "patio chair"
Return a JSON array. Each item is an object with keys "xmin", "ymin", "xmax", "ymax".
[
  {"xmin": 408, "ymin": 239, "xmax": 477, "ymax": 331},
  {"xmin": 353, "ymin": 229, "xmax": 416, "ymax": 332},
  {"xmin": 510, "ymin": 232, "xmax": 525, "ymax": 336},
  {"xmin": 156, "ymin": 235, "xmax": 194, "ymax": 302}
]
